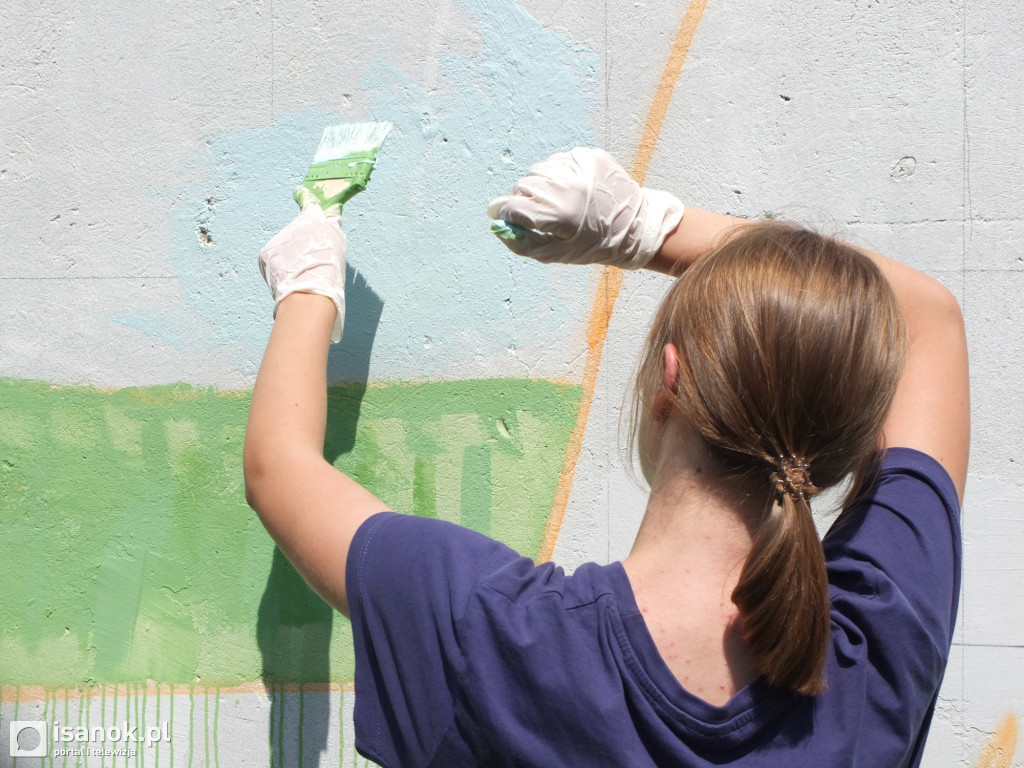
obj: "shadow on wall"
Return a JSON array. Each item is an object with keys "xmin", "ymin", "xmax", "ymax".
[{"xmin": 256, "ymin": 266, "xmax": 384, "ymax": 767}]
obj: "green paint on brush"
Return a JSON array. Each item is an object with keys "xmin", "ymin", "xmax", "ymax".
[
  {"xmin": 490, "ymin": 219, "xmax": 535, "ymax": 242},
  {"xmin": 299, "ymin": 122, "xmax": 393, "ymax": 210},
  {"xmin": 0, "ymin": 376, "xmax": 580, "ymax": 687}
]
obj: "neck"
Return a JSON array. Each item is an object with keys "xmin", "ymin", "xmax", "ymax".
[
  {"xmin": 624, "ymin": 424, "xmax": 767, "ymax": 590},
  {"xmin": 620, "ymin": 424, "xmax": 768, "ymax": 702}
]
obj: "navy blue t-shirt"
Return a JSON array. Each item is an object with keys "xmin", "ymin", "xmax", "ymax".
[{"xmin": 346, "ymin": 447, "xmax": 961, "ymax": 767}]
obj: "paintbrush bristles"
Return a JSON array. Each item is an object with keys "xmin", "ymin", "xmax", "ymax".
[{"xmin": 312, "ymin": 121, "xmax": 394, "ymax": 163}]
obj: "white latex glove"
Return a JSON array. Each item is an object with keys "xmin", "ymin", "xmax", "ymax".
[
  {"xmin": 487, "ymin": 147, "xmax": 684, "ymax": 269},
  {"xmin": 259, "ymin": 188, "xmax": 347, "ymax": 342}
]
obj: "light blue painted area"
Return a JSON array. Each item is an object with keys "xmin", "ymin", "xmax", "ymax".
[
  {"xmin": 130, "ymin": 0, "xmax": 599, "ymax": 382},
  {"xmin": 119, "ymin": 111, "xmax": 344, "ymax": 379}
]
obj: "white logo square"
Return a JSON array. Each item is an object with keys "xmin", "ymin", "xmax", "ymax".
[{"xmin": 9, "ymin": 721, "xmax": 47, "ymax": 757}]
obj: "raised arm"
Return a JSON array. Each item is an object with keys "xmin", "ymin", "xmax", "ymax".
[
  {"xmin": 245, "ymin": 202, "xmax": 387, "ymax": 616},
  {"xmin": 855, "ymin": 249, "xmax": 969, "ymax": 504},
  {"xmin": 489, "ymin": 148, "xmax": 969, "ymax": 504}
]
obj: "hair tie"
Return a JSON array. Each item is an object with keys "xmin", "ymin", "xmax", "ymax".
[{"xmin": 770, "ymin": 454, "xmax": 819, "ymax": 502}]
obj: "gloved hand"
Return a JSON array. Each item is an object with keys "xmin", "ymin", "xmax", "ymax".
[
  {"xmin": 259, "ymin": 188, "xmax": 347, "ymax": 342},
  {"xmin": 487, "ymin": 147, "xmax": 685, "ymax": 270}
]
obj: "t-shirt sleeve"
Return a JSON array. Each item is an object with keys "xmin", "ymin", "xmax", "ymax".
[
  {"xmin": 345, "ymin": 511, "xmax": 523, "ymax": 768},
  {"xmin": 824, "ymin": 447, "xmax": 963, "ymax": 700}
]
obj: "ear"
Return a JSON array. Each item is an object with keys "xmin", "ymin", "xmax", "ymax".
[
  {"xmin": 662, "ymin": 343, "xmax": 679, "ymax": 393},
  {"xmin": 652, "ymin": 343, "xmax": 680, "ymax": 422}
]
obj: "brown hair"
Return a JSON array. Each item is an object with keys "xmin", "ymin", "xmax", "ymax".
[{"xmin": 629, "ymin": 221, "xmax": 907, "ymax": 695}]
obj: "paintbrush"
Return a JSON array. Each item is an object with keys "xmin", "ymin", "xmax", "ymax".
[{"xmin": 294, "ymin": 121, "xmax": 393, "ymax": 210}]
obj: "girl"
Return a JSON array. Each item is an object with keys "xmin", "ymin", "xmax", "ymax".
[{"xmin": 246, "ymin": 148, "xmax": 968, "ymax": 767}]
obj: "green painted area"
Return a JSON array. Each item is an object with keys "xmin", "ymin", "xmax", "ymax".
[{"xmin": 0, "ymin": 377, "xmax": 581, "ymax": 687}]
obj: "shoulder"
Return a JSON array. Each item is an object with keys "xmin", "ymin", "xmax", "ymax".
[
  {"xmin": 349, "ymin": 511, "xmax": 615, "ymax": 612},
  {"xmin": 816, "ymin": 448, "xmax": 962, "ymax": 761},
  {"xmin": 825, "ymin": 446, "xmax": 961, "ymax": 573},
  {"xmin": 824, "ymin": 447, "xmax": 962, "ymax": 687},
  {"xmin": 347, "ymin": 512, "xmax": 525, "ymax": 621},
  {"xmin": 346, "ymin": 514, "xmax": 620, "ymax": 766}
]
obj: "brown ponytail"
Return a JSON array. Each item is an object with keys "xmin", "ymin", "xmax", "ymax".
[
  {"xmin": 629, "ymin": 222, "xmax": 908, "ymax": 695},
  {"xmin": 732, "ymin": 457, "xmax": 828, "ymax": 694}
]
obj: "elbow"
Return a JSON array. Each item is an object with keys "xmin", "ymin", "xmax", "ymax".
[
  {"xmin": 243, "ymin": 445, "xmax": 267, "ymax": 512},
  {"xmin": 930, "ymin": 277, "xmax": 965, "ymax": 328},
  {"xmin": 931, "ymin": 280, "xmax": 968, "ymax": 357},
  {"xmin": 244, "ymin": 473, "xmax": 261, "ymax": 512},
  {"xmin": 925, "ymin": 274, "xmax": 962, "ymax": 327},
  {"xmin": 243, "ymin": 439, "xmax": 325, "ymax": 514},
  {"xmin": 243, "ymin": 437, "xmax": 284, "ymax": 514},
  {"xmin": 908, "ymin": 274, "xmax": 966, "ymax": 341}
]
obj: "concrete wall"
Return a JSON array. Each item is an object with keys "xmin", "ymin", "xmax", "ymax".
[{"xmin": 1, "ymin": 0, "xmax": 1021, "ymax": 765}]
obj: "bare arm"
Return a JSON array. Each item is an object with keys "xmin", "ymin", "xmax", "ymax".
[
  {"xmin": 859, "ymin": 251, "xmax": 970, "ymax": 504},
  {"xmin": 649, "ymin": 209, "xmax": 970, "ymax": 505},
  {"xmin": 244, "ymin": 293, "xmax": 386, "ymax": 616},
  {"xmin": 645, "ymin": 207, "xmax": 753, "ymax": 275}
]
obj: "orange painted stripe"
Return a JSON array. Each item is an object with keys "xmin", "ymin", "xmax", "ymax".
[
  {"xmin": 537, "ymin": 0, "xmax": 709, "ymax": 563},
  {"xmin": 632, "ymin": 0, "xmax": 709, "ymax": 186},
  {"xmin": 973, "ymin": 714, "xmax": 1019, "ymax": 768}
]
